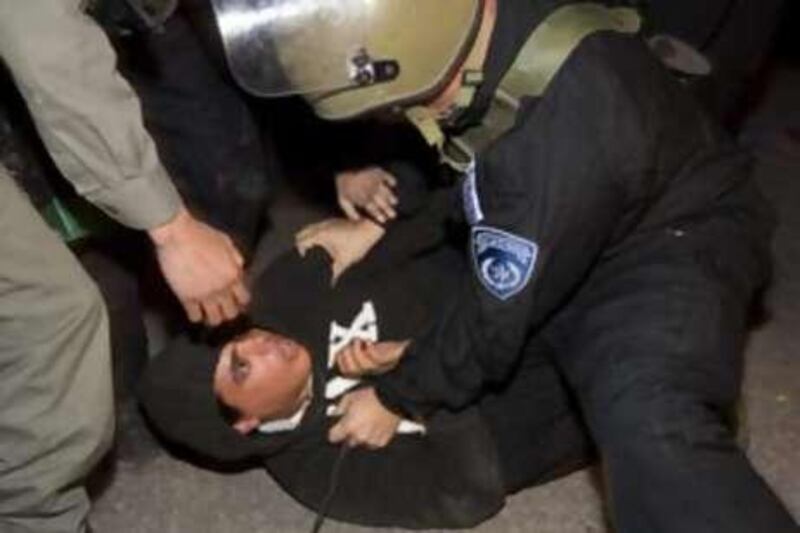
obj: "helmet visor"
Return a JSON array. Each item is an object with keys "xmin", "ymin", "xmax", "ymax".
[{"xmin": 211, "ymin": 0, "xmax": 397, "ymax": 96}]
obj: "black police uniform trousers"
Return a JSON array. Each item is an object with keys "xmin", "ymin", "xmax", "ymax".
[
  {"xmin": 548, "ymin": 223, "xmax": 796, "ymax": 532},
  {"xmin": 481, "ymin": 184, "xmax": 796, "ymax": 533}
]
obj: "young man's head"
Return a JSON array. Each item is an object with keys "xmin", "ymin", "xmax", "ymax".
[
  {"xmin": 138, "ymin": 249, "xmax": 333, "ymax": 462},
  {"xmin": 138, "ymin": 328, "xmax": 313, "ymax": 462},
  {"xmin": 212, "ymin": 0, "xmax": 497, "ymax": 120},
  {"xmin": 214, "ymin": 328, "xmax": 313, "ymax": 435}
]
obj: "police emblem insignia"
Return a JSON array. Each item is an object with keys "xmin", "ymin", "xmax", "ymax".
[
  {"xmin": 471, "ymin": 226, "xmax": 538, "ymax": 301},
  {"xmin": 462, "ymin": 160, "xmax": 484, "ymax": 225}
]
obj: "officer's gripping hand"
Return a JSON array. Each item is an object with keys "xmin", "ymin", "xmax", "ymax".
[
  {"xmin": 295, "ymin": 218, "xmax": 385, "ymax": 283},
  {"xmin": 336, "ymin": 339, "xmax": 410, "ymax": 377},
  {"xmin": 328, "ymin": 387, "xmax": 401, "ymax": 449},
  {"xmin": 335, "ymin": 167, "xmax": 398, "ymax": 223},
  {"xmin": 149, "ymin": 207, "xmax": 250, "ymax": 326}
]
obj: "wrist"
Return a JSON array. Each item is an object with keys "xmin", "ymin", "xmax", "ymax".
[
  {"xmin": 148, "ymin": 206, "xmax": 191, "ymax": 247},
  {"xmin": 357, "ymin": 218, "xmax": 386, "ymax": 240}
]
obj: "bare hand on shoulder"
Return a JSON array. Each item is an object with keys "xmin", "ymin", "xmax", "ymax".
[
  {"xmin": 149, "ymin": 207, "xmax": 250, "ymax": 326},
  {"xmin": 335, "ymin": 167, "xmax": 398, "ymax": 223},
  {"xmin": 295, "ymin": 218, "xmax": 385, "ymax": 282}
]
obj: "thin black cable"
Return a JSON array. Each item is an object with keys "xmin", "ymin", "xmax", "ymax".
[
  {"xmin": 310, "ymin": 444, "xmax": 350, "ymax": 533},
  {"xmin": 700, "ymin": 0, "xmax": 737, "ymax": 52}
]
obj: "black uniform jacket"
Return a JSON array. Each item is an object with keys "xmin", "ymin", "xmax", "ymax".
[{"xmin": 373, "ymin": 0, "xmax": 774, "ymax": 419}]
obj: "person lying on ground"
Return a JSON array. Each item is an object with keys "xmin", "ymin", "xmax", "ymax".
[{"xmin": 140, "ymin": 210, "xmax": 593, "ymax": 529}]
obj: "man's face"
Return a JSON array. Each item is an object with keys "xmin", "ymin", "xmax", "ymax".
[{"xmin": 214, "ymin": 329, "xmax": 312, "ymax": 429}]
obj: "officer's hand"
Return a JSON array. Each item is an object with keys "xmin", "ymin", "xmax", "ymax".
[
  {"xmin": 335, "ymin": 167, "xmax": 398, "ymax": 223},
  {"xmin": 336, "ymin": 339, "xmax": 410, "ymax": 377},
  {"xmin": 295, "ymin": 218, "xmax": 385, "ymax": 282},
  {"xmin": 328, "ymin": 387, "xmax": 400, "ymax": 449},
  {"xmin": 149, "ymin": 207, "xmax": 250, "ymax": 326}
]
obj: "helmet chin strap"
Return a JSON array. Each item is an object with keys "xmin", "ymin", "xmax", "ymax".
[
  {"xmin": 403, "ymin": 0, "xmax": 495, "ymax": 172},
  {"xmin": 403, "ymin": 64, "xmax": 486, "ymax": 174},
  {"xmin": 404, "ymin": 106, "xmax": 469, "ymax": 173},
  {"xmin": 403, "ymin": 61, "xmax": 485, "ymax": 173}
]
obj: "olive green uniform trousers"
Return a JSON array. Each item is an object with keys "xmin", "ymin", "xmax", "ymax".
[{"xmin": 0, "ymin": 169, "xmax": 113, "ymax": 533}]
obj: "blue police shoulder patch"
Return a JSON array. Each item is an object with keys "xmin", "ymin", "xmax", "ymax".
[{"xmin": 471, "ymin": 225, "xmax": 538, "ymax": 301}]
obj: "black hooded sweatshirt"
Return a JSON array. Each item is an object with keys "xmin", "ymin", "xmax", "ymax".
[{"xmin": 244, "ymin": 236, "xmax": 509, "ymax": 528}]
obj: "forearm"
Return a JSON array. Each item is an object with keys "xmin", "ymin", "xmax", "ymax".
[
  {"xmin": 374, "ymin": 229, "xmax": 547, "ymax": 419},
  {"xmin": 0, "ymin": 0, "xmax": 182, "ymax": 230}
]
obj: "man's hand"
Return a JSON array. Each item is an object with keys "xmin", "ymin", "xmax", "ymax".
[
  {"xmin": 295, "ymin": 218, "xmax": 385, "ymax": 282},
  {"xmin": 336, "ymin": 339, "xmax": 410, "ymax": 377},
  {"xmin": 149, "ymin": 207, "xmax": 250, "ymax": 326},
  {"xmin": 328, "ymin": 387, "xmax": 401, "ymax": 449},
  {"xmin": 335, "ymin": 167, "xmax": 398, "ymax": 223}
]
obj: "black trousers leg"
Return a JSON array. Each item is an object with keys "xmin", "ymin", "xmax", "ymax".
[
  {"xmin": 552, "ymin": 223, "xmax": 797, "ymax": 533},
  {"xmin": 110, "ymin": 11, "xmax": 274, "ymax": 254},
  {"xmin": 479, "ymin": 332, "xmax": 595, "ymax": 494}
]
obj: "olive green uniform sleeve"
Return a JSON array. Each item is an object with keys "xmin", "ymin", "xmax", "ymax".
[{"xmin": 0, "ymin": 0, "xmax": 183, "ymax": 230}]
